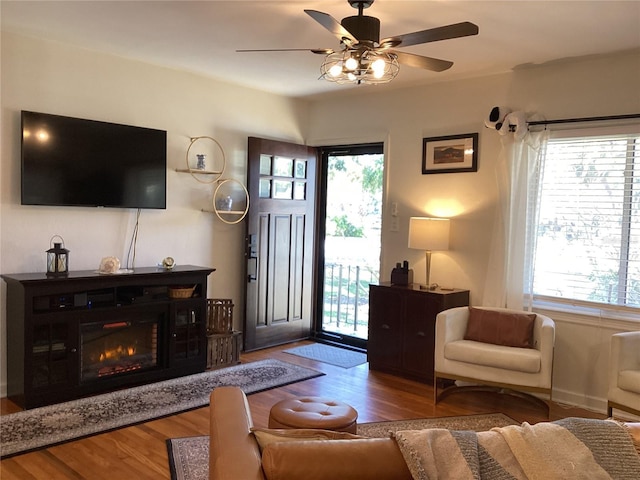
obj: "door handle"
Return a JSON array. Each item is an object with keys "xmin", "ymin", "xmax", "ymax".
[
  {"xmin": 247, "ymin": 257, "xmax": 257, "ymax": 282},
  {"xmin": 246, "ymin": 233, "xmax": 258, "ymax": 282}
]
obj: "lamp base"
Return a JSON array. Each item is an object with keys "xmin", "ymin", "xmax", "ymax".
[{"xmin": 419, "ymin": 283, "xmax": 438, "ymax": 291}]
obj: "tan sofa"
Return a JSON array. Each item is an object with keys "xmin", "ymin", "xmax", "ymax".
[
  {"xmin": 209, "ymin": 386, "xmax": 640, "ymax": 480},
  {"xmin": 209, "ymin": 386, "xmax": 411, "ymax": 480}
]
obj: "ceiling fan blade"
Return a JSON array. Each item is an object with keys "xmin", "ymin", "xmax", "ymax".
[
  {"xmin": 380, "ymin": 22, "xmax": 479, "ymax": 49},
  {"xmin": 391, "ymin": 50, "xmax": 453, "ymax": 72},
  {"xmin": 304, "ymin": 9, "xmax": 358, "ymax": 46},
  {"xmin": 237, "ymin": 48, "xmax": 334, "ymax": 55}
]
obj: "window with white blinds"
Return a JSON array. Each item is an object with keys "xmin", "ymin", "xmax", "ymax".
[{"xmin": 532, "ymin": 129, "xmax": 640, "ymax": 308}]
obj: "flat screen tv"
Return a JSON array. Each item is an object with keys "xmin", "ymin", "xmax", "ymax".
[{"xmin": 21, "ymin": 110, "xmax": 167, "ymax": 209}]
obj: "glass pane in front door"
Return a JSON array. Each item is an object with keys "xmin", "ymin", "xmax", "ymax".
[{"xmin": 318, "ymin": 145, "xmax": 383, "ymax": 344}]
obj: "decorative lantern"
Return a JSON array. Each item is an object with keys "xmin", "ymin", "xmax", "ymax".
[{"xmin": 46, "ymin": 235, "xmax": 69, "ymax": 276}]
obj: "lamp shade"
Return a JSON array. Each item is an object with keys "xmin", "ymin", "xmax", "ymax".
[{"xmin": 408, "ymin": 217, "xmax": 450, "ymax": 251}]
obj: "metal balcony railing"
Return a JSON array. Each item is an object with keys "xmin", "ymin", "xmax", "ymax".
[{"xmin": 322, "ymin": 263, "xmax": 378, "ymax": 338}]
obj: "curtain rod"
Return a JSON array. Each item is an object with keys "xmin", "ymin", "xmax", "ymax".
[{"xmin": 528, "ymin": 113, "xmax": 640, "ymax": 127}]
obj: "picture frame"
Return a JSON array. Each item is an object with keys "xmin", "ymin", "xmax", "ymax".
[{"xmin": 422, "ymin": 132, "xmax": 478, "ymax": 174}]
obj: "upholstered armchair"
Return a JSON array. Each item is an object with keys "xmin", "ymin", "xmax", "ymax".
[
  {"xmin": 434, "ymin": 306, "xmax": 555, "ymax": 411},
  {"xmin": 608, "ymin": 331, "xmax": 640, "ymax": 417}
]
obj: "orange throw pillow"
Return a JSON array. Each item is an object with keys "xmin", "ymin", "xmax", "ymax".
[{"xmin": 464, "ymin": 307, "xmax": 536, "ymax": 348}]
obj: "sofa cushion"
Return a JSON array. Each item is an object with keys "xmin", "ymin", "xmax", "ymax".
[
  {"xmin": 464, "ymin": 307, "xmax": 536, "ymax": 348},
  {"xmin": 445, "ymin": 340, "xmax": 541, "ymax": 373},
  {"xmin": 261, "ymin": 437, "xmax": 413, "ymax": 480},
  {"xmin": 618, "ymin": 370, "xmax": 640, "ymax": 394},
  {"xmin": 250, "ymin": 427, "xmax": 361, "ymax": 452}
]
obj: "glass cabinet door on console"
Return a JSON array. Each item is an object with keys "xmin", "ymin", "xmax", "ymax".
[
  {"xmin": 30, "ymin": 318, "xmax": 78, "ymax": 394},
  {"xmin": 171, "ymin": 299, "xmax": 206, "ymax": 366}
]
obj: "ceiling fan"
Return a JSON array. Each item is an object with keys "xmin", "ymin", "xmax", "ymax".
[{"xmin": 237, "ymin": 0, "xmax": 479, "ymax": 85}]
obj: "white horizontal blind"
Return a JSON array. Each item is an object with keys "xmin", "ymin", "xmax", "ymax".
[{"xmin": 532, "ymin": 131, "xmax": 640, "ymax": 308}]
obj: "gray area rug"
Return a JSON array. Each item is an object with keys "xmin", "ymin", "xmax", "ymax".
[
  {"xmin": 0, "ymin": 359, "xmax": 323, "ymax": 458},
  {"xmin": 167, "ymin": 413, "xmax": 517, "ymax": 480},
  {"xmin": 284, "ymin": 343, "xmax": 367, "ymax": 368}
]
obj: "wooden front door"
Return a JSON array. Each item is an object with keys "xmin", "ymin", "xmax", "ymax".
[{"xmin": 243, "ymin": 137, "xmax": 317, "ymax": 351}]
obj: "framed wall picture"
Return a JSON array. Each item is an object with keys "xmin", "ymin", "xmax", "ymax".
[{"xmin": 422, "ymin": 133, "xmax": 478, "ymax": 174}]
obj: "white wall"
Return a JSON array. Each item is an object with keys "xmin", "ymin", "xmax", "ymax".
[
  {"xmin": 2, "ymin": 31, "xmax": 639, "ymax": 415},
  {"xmin": 307, "ymin": 50, "xmax": 640, "ymax": 415},
  {"xmin": 308, "ymin": 74, "xmax": 511, "ymax": 302},
  {"xmin": 0, "ymin": 32, "xmax": 308, "ymax": 396}
]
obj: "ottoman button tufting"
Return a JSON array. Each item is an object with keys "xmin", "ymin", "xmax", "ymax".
[{"xmin": 268, "ymin": 396, "xmax": 358, "ymax": 433}]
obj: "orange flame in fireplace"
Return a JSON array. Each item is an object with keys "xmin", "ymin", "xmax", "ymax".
[{"xmin": 98, "ymin": 344, "xmax": 137, "ymax": 362}]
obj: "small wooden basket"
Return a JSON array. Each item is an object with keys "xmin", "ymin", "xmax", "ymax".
[
  {"xmin": 168, "ymin": 285, "xmax": 196, "ymax": 299},
  {"xmin": 207, "ymin": 331, "xmax": 242, "ymax": 369},
  {"xmin": 207, "ymin": 298, "xmax": 234, "ymax": 334}
]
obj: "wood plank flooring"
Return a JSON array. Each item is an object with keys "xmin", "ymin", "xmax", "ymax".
[{"xmin": 0, "ymin": 340, "xmax": 604, "ymax": 480}]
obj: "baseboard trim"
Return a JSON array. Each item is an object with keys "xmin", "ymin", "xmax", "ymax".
[{"xmin": 552, "ymin": 387, "xmax": 640, "ymax": 421}]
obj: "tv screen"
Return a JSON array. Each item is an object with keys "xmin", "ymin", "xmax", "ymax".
[{"xmin": 21, "ymin": 111, "xmax": 167, "ymax": 209}]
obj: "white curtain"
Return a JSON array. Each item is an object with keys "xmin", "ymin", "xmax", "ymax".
[{"xmin": 482, "ymin": 129, "xmax": 550, "ymax": 310}]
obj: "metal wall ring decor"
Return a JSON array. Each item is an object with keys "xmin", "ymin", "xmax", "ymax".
[
  {"xmin": 212, "ymin": 178, "xmax": 249, "ymax": 225},
  {"xmin": 182, "ymin": 136, "xmax": 226, "ymax": 184}
]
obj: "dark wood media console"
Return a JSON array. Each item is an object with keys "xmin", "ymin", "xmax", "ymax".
[{"xmin": 2, "ymin": 265, "xmax": 214, "ymax": 409}]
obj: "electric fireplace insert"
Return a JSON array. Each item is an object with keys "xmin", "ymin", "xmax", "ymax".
[{"xmin": 80, "ymin": 316, "xmax": 160, "ymax": 382}]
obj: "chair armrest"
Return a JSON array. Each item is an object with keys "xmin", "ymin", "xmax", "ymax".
[
  {"xmin": 210, "ymin": 386, "xmax": 265, "ymax": 480},
  {"xmin": 435, "ymin": 307, "xmax": 469, "ymax": 371},
  {"xmin": 534, "ymin": 314, "xmax": 555, "ymax": 384},
  {"xmin": 436, "ymin": 306, "xmax": 470, "ymax": 343},
  {"xmin": 534, "ymin": 314, "xmax": 555, "ymax": 350},
  {"xmin": 610, "ymin": 332, "xmax": 640, "ymax": 390}
]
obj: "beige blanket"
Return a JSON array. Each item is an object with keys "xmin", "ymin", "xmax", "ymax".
[{"xmin": 394, "ymin": 417, "xmax": 640, "ymax": 480}]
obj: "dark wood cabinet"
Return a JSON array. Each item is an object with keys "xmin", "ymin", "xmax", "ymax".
[
  {"xmin": 170, "ymin": 299, "xmax": 207, "ymax": 366},
  {"xmin": 30, "ymin": 316, "xmax": 78, "ymax": 395},
  {"xmin": 368, "ymin": 283, "xmax": 469, "ymax": 382},
  {"xmin": 2, "ymin": 265, "xmax": 214, "ymax": 409}
]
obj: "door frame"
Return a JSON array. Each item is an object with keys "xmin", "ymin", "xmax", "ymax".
[{"xmin": 312, "ymin": 142, "xmax": 385, "ymax": 351}]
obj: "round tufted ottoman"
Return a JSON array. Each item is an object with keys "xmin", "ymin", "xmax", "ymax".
[{"xmin": 268, "ymin": 396, "xmax": 358, "ymax": 433}]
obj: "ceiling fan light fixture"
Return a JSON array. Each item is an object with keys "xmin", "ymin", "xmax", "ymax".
[
  {"xmin": 344, "ymin": 56, "xmax": 359, "ymax": 71},
  {"xmin": 320, "ymin": 49, "xmax": 399, "ymax": 85},
  {"xmin": 245, "ymin": 2, "xmax": 479, "ymax": 88},
  {"xmin": 371, "ymin": 57, "xmax": 386, "ymax": 77},
  {"xmin": 329, "ymin": 63, "xmax": 343, "ymax": 77}
]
